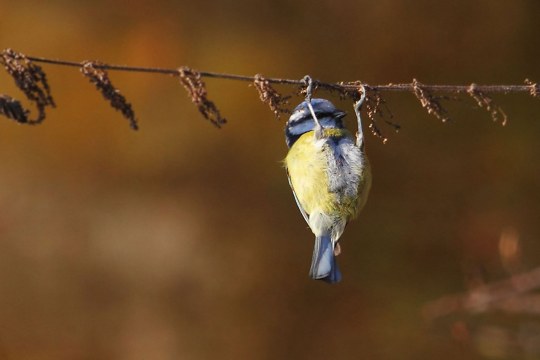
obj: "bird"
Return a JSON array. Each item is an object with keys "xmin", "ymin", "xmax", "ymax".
[{"xmin": 284, "ymin": 96, "xmax": 371, "ymax": 283}]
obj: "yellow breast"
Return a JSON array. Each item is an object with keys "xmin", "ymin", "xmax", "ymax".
[{"xmin": 284, "ymin": 129, "xmax": 368, "ymax": 219}]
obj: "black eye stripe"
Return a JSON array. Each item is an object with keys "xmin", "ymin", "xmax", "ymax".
[
  {"xmin": 315, "ymin": 111, "xmax": 335, "ymax": 118},
  {"xmin": 288, "ymin": 117, "xmax": 312, "ymax": 127}
]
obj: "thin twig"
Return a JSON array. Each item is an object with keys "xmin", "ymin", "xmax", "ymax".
[
  {"xmin": 2, "ymin": 50, "xmax": 538, "ymax": 133},
  {"xmin": 24, "ymin": 55, "xmax": 538, "ymax": 95},
  {"xmin": 423, "ymin": 266, "xmax": 540, "ymax": 323}
]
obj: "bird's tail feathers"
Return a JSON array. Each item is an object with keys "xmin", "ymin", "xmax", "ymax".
[{"xmin": 309, "ymin": 235, "xmax": 342, "ymax": 284}]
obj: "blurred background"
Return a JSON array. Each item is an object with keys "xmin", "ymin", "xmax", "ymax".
[{"xmin": 1, "ymin": 0, "xmax": 540, "ymax": 359}]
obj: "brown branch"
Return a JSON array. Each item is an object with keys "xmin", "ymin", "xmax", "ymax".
[
  {"xmin": 2, "ymin": 49, "xmax": 539, "ymax": 132},
  {"xmin": 423, "ymin": 266, "xmax": 540, "ymax": 323},
  {"xmin": 22, "ymin": 54, "xmax": 539, "ymax": 95},
  {"xmin": 489, "ymin": 294, "xmax": 540, "ymax": 315}
]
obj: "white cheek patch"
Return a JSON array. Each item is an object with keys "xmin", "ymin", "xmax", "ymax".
[{"xmin": 288, "ymin": 121, "xmax": 315, "ymax": 135}]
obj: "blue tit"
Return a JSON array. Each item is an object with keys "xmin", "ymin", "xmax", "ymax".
[{"xmin": 284, "ymin": 98, "xmax": 371, "ymax": 284}]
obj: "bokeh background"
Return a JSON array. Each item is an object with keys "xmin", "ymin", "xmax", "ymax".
[{"xmin": 1, "ymin": 1, "xmax": 540, "ymax": 359}]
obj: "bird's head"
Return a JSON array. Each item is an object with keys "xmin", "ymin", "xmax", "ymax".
[{"xmin": 285, "ymin": 98, "xmax": 346, "ymax": 148}]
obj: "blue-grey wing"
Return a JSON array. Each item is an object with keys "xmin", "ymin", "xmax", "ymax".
[{"xmin": 286, "ymin": 169, "xmax": 310, "ymax": 225}]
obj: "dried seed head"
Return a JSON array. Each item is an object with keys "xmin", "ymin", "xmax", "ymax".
[
  {"xmin": 362, "ymin": 88, "xmax": 400, "ymax": 144},
  {"xmin": 467, "ymin": 83, "xmax": 507, "ymax": 126},
  {"xmin": 525, "ymin": 79, "xmax": 539, "ymax": 98},
  {"xmin": 0, "ymin": 48, "xmax": 55, "ymax": 124},
  {"xmin": 81, "ymin": 61, "xmax": 138, "ymax": 130},
  {"xmin": 178, "ymin": 67, "xmax": 226, "ymax": 128},
  {"xmin": 253, "ymin": 74, "xmax": 290, "ymax": 119},
  {"xmin": 412, "ymin": 79, "xmax": 450, "ymax": 123},
  {"xmin": 0, "ymin": 94, "xmax": 29, "ymax": 123}
]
